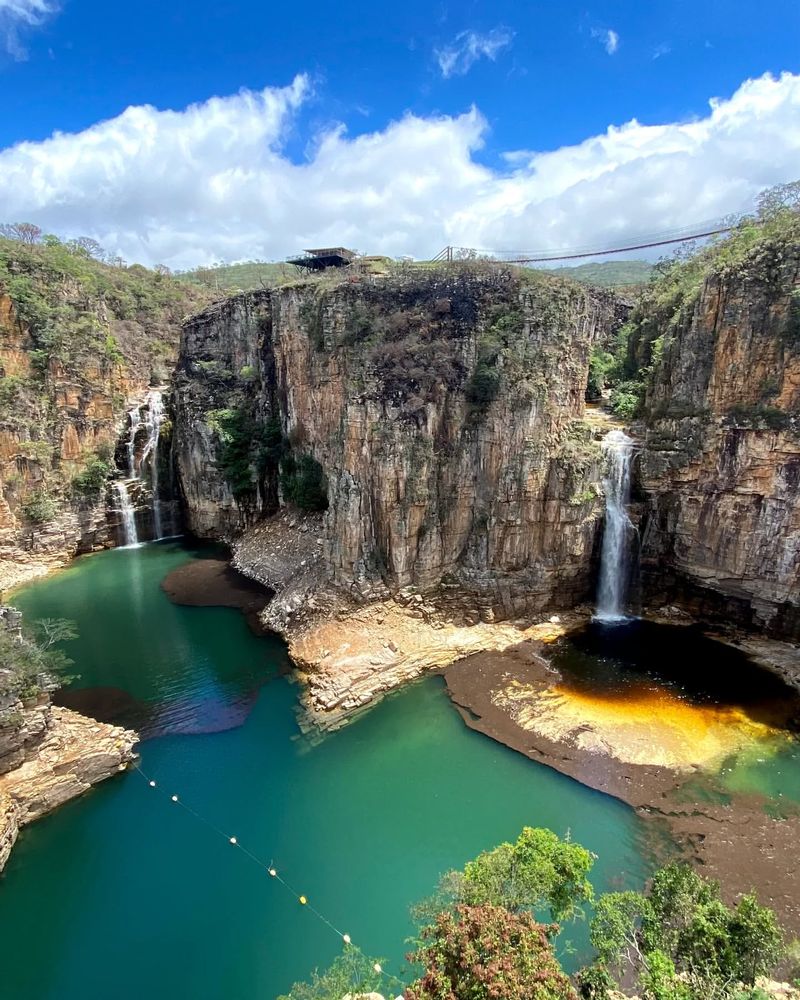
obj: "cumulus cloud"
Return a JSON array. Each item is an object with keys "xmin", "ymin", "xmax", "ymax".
[
  {"xmin": 1, "ymin": 71, "xmax": 799, "ymax": 269},
  {"xmin": 435, "ymin": 27, "xmax": 514, "ymax": 78},
  {"xmin": 0, "ymin": 0, "xmax": 57, "ymax": 59},
  {"xmin": 592, "ymin": 27, "xmax": 619, "ymax": 55}
]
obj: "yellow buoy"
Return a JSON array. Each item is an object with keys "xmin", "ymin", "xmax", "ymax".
[{"xmin": 299, "ymin": 895, "xmax": 307, "ymax": 905}]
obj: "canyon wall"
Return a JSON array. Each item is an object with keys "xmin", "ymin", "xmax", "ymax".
[
  {"xmin": 636, "ymin": 244, "xmax": 800, "ymax": 638},
  {"xmin": 175, "ymin": 268, "xmax": 622, "ymax": 620},
  {"xmin": 0, "ymin": 240, "xmax": 206, "ymax": 590}
]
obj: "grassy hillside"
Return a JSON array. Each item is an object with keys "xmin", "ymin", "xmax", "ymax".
[
  {"xmin": 177, "ymin": 260, "xmax": 295, "ymax": 292},
  {"xmin": 177, "ymin": 256, "xmax": 654, "ymax": 293},
  {"xmin": 548, "ymin": 259, "xmax": 653, "ymax": 287}
]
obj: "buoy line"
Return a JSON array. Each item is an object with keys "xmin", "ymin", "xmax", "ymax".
[{"xmin": 133, "ymin": 763, "xmax": 407, "ymax": 994}]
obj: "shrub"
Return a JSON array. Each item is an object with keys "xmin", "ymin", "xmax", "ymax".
[
  {"xmin": 610, "ymin": 380, "xmax": 645, "ymax": 419},
  {"xmin": 465, "ymin": 360, "xmax": 500, "ymax": 411},
  {"xmin": 590, "ymin": 863, "xmax": 783, "ymax": 998},
  {"xmin": 71, "ymin": 454, "xmax": 113, "ymax": 500},
  {"xmin": 280, "ymin": 453, "xmax": 328, "ymax": 511},
  {"xmin": 275, "ymin": 945, "xmax": 383, "ymax": 1000},
  {"xmin": 20, "ymin": 488, "xmax": 57, "ymax": 524},
  {"xmin": 725, "ymin": 404, "xmax": 790, "ymax": 431},
  {"xmin": 406, "ymin": 904, "xmax": 577, "ymax": 1000}
]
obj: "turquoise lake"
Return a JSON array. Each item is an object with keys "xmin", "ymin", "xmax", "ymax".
[{"xmin": 0, "ymin": 542, "xmax": 655, "ymax": 999}]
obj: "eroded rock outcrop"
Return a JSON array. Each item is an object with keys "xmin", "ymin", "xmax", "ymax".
[
  {"xmin": 0, "ymin": 704, "xmax": 137, "ymax": 871},
  {"xmin": 636, "ymin": 246, "xmax": 800, "ymax": 638}
]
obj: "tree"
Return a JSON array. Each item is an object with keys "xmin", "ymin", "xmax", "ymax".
[
  {"xmin": 66, "ymin": 236, "xmax": 106, "ymax": 260},
  {"xmin": 589, "ymin": 865, "xmax": 784, "ymax": 999},
  {"xmin": 275, "ymin": 945, "xmax": 384, "ymax": 1000},
  {"xmin": 417, "ymin": 827, "xmax": 595, "ymax": 927},
  {"xmin": 406, "ymin": 904, "xmax": 577, "ymax": 1000},
  {"xmin": 0, "ymin": 222, "xmax": 43, "ymax": 244},
  {"xmin": 756, "ymin": 179, "xmax": 800, "ymax": 220},
  {"xmin": 0, "ymin": 617, "xmax": 78, "ymax": 704}
]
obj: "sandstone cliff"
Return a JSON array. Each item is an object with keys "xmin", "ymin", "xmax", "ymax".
[
  {"xmin": 635, "ymin": 238, "xmax": 800, "ymax": 638},
  {"xmin": 175, "ymin": 267, "xmax": 622, "ymax": 622}
]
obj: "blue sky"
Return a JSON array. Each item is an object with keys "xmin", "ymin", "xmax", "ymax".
[{"xmin": 1, "ymin": 0, "xmax": 799, "ymax": 266}]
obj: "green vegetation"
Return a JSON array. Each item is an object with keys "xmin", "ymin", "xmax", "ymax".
[
  {"xmin": 279, "ymin": 452, "xmax": 328, "ymax": 511},
  {"xmin": 177, "ymin": 259, "xmax": 295, "ymax": 293},
  {"xmin": 276, "ymin": 945, "xmax": 384, "ymax": 1000},
  {"xmin": 71, "ymin": 448, "xmax": 114, "ymax": 500},
  {"xmin": 551, "ymin": 260, "xmax": 653, "ymax": 288},
  {"xmin": 0, "ymin": 617, "xmax": 77, "ymax": 708},
  {"xmin": 417, "ymin": 826, "xmax": 595, "ymax": 924},
  {"xmin": 407, "ymin": 904, "xmax": 577, "ymax": 1000},
  {"xmin": 206, "ymin": 404, "xmax": 327, "ymax": 512},
  {"xmin": 0, "ymin": 226, "xmax": 209, "ymax": 530},
  {"xmin": 587, "ymin": 181, "xmax": 800, "ymax": 421},
  {"xmin": 206, "ymin": 406, "xmax": 263, "ymax": 502},
  {"xmin": 586, "ymin": 863, "xmax": 782, "ymax": 1000},
  {"xmin": 586, "ymin": 347, "xmax": 617, "ymax": 401},
  {"xmin": 281, "ymin": 828, "xmax": 787, "ymax": 1000},
  {"xmin": 19, "ymin": 488, "xmax": 57, "ymax": 524}
]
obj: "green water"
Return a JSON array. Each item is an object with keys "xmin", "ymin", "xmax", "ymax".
[{"xmin": 1, "ymin": 543, "xmax": 653, "ymax": 999}]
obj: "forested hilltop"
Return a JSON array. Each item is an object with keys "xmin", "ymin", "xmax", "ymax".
[{"xmin": 0, "ymin": 225, "xmax": 209, "ymax": 587}]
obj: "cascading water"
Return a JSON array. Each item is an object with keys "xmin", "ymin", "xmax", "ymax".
[
  {"xmin": 113, "ymin": 388, "xmax": 175, "ymax": 546},
  {"xmin": 114, "ymin": 482, "xmax": 139, "ymax": 547},
  {"xmin": 595, "ymin": 429, "xmax": 635, "ymax": 622},
  {"xmin": 126, "ymin": 406, "xmax": 140, "ymax": 478},
  {"xmin": 139, "ymin": 389, "xmax": 165, "ymax": 539}
]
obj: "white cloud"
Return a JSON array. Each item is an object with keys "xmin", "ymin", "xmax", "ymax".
[
  {"xmin": 0, "ymin": 0, "xmax": 57, "ymax": 59},
  {"xmin": 1, "ymin": 71, "xmax": 799, "ymax": 269},
  {"xmin": 653, "ymin": 43, "xmax": 671, "ymax": 60},
  {"xmin": 435, "ymin": 27, "xmax": 514, "ymax": 79},
  {"xmin": 592, "ymin": 27, "xmax": 619, "ymax": 55}
]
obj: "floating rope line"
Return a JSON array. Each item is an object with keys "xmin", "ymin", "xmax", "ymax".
[{"xmin": 133, "ymin": 763, "xmax": 406, "ymax": 994}]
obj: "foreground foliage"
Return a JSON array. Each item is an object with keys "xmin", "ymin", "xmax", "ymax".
[
  {"xmin": 275, "ymin": 945, "xmax": 384, "ymax": 1000},
  {"xmin": 584, "ymin": 863, "xmax": 782, "ymax": 1000},
  {"xmin": 279, "ymin": 827, "xmax": 787, "ymax": 1000},
  {"xmin": 406, "ymin": 904, "xmax": 577, "ymax": 1000},
  {"xmin": 0, "ymin": 617, "xmax": 77, "ymax": 709}
]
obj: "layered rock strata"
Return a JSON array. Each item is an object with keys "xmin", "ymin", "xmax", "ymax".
[
  {"xmin": 176, "ymin": 268, "xmax": 621, "ymax": 607},
  {"xmin": 0, "ymin": 704, "xmax": 137, "ymax": 871},
  {"xmin": 636, "ymin": 249, "xmax": 800, "ymax": 638}
]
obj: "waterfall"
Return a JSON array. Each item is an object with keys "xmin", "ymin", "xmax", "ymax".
[
  {"xmin": 595, "ymin": 430, "xmax": 635, "ymax": 622},
  {"xmin": 126, "ymin": 406, "xmax": 140, "ymax": 478},
  {"xmin": 114, "ymin": 482, "xmax": 139, "ymax": 547},
  {"xmin": 139, "ymin": 389, "xmax": 165, "ymax": 540}
]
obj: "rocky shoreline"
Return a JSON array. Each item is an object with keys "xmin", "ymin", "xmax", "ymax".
[
  {"xmin": 0, "ymin": 704, "xmax": 137, "ymax": 871},
  {"xmin": 443, "ymin": 638, "xmax": 800, "ymax": 936}
]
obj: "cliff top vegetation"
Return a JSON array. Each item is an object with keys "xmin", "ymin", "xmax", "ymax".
[
  {"xmin": 587, "ymin": 180, "xmax": 800, "ymax": 420},
  {"xmin": 177, "ymin": 255, "xmax": 652, "ymax": 295}
]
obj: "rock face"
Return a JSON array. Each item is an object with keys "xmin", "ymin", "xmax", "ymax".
[
  {"xmin": 636, "ymin": 249, "xmax": 800, "ymax": 638},
  {"xmin": 0, "ymin": 704, "xmax": 137, "ymax": 871},
  {"xmin": 175, "ymin": 268, "xmax": 622, "ymax": 620}
]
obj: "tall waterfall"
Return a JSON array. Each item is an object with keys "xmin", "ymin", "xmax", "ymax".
[
  {"xmin": 114, "ymin": 482, "xmax": 139, "ymax": 547},
  {"xmin": 595, "ymin": 430, "xmax": 635, "ymax": 622},
  {"xmin": 114, "ymin": 388, "xmax": 172, "ymax": 547},
  {"xmin": 126, "ymin": 406, "xmax": 140, "ymax": 478},
  {"xmin": 139, "ymin": 389, "xmax": 165, "ymax": 539}
]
